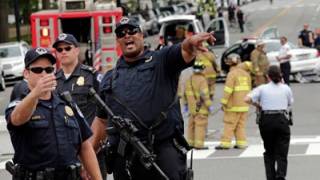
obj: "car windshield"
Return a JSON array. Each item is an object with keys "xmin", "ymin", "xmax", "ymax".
[{"xmin": 0, "ymin": 45, "xmax": 21, "ymax": 58}]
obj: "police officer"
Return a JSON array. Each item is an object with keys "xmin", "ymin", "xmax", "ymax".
[
  {"xmin": 90, "ymin": 17, "xmax": 216, "ymax": 180},
  {"xmin": 52, "ymin": 33, "xmax": 105, "ymax": 179},
  {"xmin": 5, "ymin": 48, "xmax": 102, "ymax": 180},
  {"xmin": 245, "ymin": 65, "xmax": 293, "ymax": 180},
  {"xmin": 216, "ymin": 54, "xmax": 251, "ymax": 150},
  {"xmin": 250, "ymin": 40, "xmax": 269, "ymax": 87},
  {"xmin": 276, "ymin": 36, "xmax": 291, "ymax": 85},
  {"xmin": 185, "ymin": 61, "xmax": 212, "ymax": 150},
  {"xmin": 298, "ymin": 24, "xmax": 314, "ymax": 48}
]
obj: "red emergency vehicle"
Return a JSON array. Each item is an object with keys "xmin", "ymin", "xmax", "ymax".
[{"xmin": 30, "ymin": 0, "xmax": 122, "ymax": 72}]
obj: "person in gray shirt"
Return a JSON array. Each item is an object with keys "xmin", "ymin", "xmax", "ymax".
[{"xmin": 245, "ymin": 65, "xmax": 293, "ymax": 180}]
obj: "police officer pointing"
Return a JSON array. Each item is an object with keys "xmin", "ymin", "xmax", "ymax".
[
  {"xmin": 245, "ymin": 65, "xmax": 293, "ymax": 180},
  {"xmin": 90, "ymin": 17, "xmax": 215, "ymax": 180},
  {"xmin": 5, "ymin": 48, "xmax": 102, "ymax": 180}
]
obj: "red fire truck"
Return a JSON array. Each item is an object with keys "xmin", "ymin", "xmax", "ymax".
[{"xmin": 30, "ymin": 0, "xmax": 122, "ymax": 72}]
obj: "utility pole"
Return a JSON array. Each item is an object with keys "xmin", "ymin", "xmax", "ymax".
[{"xmin": 14, "ymin": 0, "xmax": 21, "ymax": 41}]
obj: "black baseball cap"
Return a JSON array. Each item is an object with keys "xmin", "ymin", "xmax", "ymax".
[
  {"xmin": 52, "ymin": 33, "xmax": 79, "ymax": 48},
  {"xmin": 115, "ymin": 17, "xmax": 141, "ymax": 34},
  {"xmin": 24, "ymin": 48, "xmax": 56, "ymax": 68}
]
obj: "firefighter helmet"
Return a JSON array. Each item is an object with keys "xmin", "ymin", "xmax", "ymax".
[
  {"xmin": 225, "ymin": 53, "xmax": 241, "ymax": 65},
  {"xmin": 193, "ymin": 61, "xmax": 205, "ymax": 73}
]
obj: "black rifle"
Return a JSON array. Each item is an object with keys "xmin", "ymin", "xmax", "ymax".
[{"xmin": 89, "ymin": 88, "xmax": 169, "ymax": 180}]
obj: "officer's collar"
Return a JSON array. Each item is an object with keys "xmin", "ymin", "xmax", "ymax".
[
  {"xmin": 118, "ymin": 50, "xmax": 152, "ymax": 68},
  {"xmin": 55, "ymin": 63, "xmax": 81, "ymax": 79}
]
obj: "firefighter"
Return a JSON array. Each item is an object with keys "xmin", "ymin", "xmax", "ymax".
[
  {"xmin": 196, "ymin": 50, "xmax": 219, "ymax": 100},
  {"xmin": 215, "ymin": 53, "xmax": 251, "ymax": 150},
  {"xmin": 204, "ymin": 0, "xmax": 216, "ymax": 21},
  {"xmin": 239, "ymin": 61, "xmax": 255, "ymax": 85},
  {"xmin": 185, "ymin": 61, "xmax": 212, "ymax": 150},
  {"xmin": 250, "ymin": 40, "xmax": 270, "ymax": 86}
]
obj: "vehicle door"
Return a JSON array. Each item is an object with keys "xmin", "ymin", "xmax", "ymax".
[
  {"xmin": 259, "ymin": 27, "xmax": 280, "ymax": 39},
  {"xmin": 205, "ymin": 17, "xmax": 230, "ymax": 48}
]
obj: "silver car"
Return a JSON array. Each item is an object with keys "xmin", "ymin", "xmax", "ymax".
[{"xmin": 0, "ymin": 41, "xmax": 29, "ymax": 81}]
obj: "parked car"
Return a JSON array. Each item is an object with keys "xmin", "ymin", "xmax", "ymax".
[
  {"xmin": 220, "ymin": 28, "xmax": 320, "ymax": 82},
  {"xmin": 0, "ymin": 41, "xmax": 29, "ymax": 81},
  {"xmin": 0, "ymin": 63, "xmax": 5, "ymax": 91},
  {"xmin": 158, "ymin": 15, "xmax": 229, "ymax": 48}
]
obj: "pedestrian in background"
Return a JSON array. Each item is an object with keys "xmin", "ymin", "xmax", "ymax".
[
  {"xmin": 276, "ymin": 36, "xmax": 291, "ymax": 85},
  {"xmin": 251, "ymin": 40, "xmax": 269, "ymax": 87},
  {"xmin": 216, "ymin": 54, "xmax": 251, "ymax": 150},
  {"xmin": 185, "ymin": 61, "xmax": 212, "ymax": 150},
  {"xmin": 52, "ymin": 33, "xmax": 105, "ymax": 179},
  {"xmin": 5, "ymin": 48, "xmax": 102, "ymax": 180},
  {"xmin": 245, "ymin": 65, "xmax": 293, "ymax": 180},
  {"xmin": 298, "ymin": 24, "xmax": 314, "ymax": 48},
  {"xmin": 313, "ymin": 28, "xmax": 320, "ymax": 51},
  {"xmin": 236, "ymin": 7, "xmax": 245, "ymax": 33},
  {"xmin": 90, "ymin": 17, "xmax": 216, "ymax": 180}
]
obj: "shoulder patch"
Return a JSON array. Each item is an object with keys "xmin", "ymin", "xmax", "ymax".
[
  {"xmin": 7, "ymin": 100, "xmax": 21, "ymax": 109},
  {"xmin": 81, "ymin": 64, "xmax": 97, "ymax": 74}
]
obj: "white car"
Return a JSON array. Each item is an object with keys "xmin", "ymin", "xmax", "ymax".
[
  {"xmin": 220, "ymin": 38, "xmax": 320, "ymax": 82},
  {"xmin": 158, "ymin": 15, "xmax": 229, "ymax": 48},
  {"xmin": 0, "ymin": 41, "xmax": 29, "ymax": 81}
]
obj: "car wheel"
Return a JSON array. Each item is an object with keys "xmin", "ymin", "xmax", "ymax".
[
  {"xmin": 294, "ymin": 72, "xmax": 310, "ymax": 83},
  {"xmin": 0, "ymin": 75, "xmax": 5, "ymax": 91}
]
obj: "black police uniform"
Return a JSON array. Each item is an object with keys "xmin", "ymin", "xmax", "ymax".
[
  {"xmin": 298, "ymin": 29, "xmax": 313, "ymax": 47},
  {"xmin": 259, "ymin": 111, "xmax": 290, "ymax": 180},
  {"xmin": 55, "ymin": 63, "xmax": 99, "ymax": 125},
  {"xmin": 97, "ymin": 44, "xmax": 192, "ymax": 180},
  {"xmin": 5, "ymin": 92, "xmax": 92, "ymax": 180}
]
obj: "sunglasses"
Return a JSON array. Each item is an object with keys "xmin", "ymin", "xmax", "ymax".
[
  {"xmin": 28, "ymin": 66, "xmax": 55, "ymax": 74},
  {"xmin": 56, "ymin": 46, "xmax": 72, "ymax": 53},
  {"xmin": 116, "ymin": 28, "xmax": 140, "ymax": 38}
]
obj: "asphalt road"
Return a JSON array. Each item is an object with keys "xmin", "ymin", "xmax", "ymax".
[{"xmin": 1, "ymin": 0, "xmax": 320, "ymax": 179}]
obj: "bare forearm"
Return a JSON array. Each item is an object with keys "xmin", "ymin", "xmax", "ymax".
[
  {"xmin": 90, "ymin": 117, "xmax": 108, "ymax": 152},
  {"xmin": 10, "ymin": 91, "xmax": 39, "ymax": 126},
  {"xmin": 80, "ymin": 140, "xmax": 102, "ymax": 180},
  {"xmin": 181, "ymin": 38, "xmax": 197, "ymax": 64}
]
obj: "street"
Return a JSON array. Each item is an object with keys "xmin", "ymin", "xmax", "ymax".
[{"xmin": 1, "ymin": 0, "xmax": 320, "ymax": 179}]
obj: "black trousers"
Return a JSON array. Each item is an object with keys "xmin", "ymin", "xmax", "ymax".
[
  {"xmin": 259, "ymin": 113, "xmax": 291, "ymax": 180},
  {"xmin": 112, "ymin": 139, "xmax": 187, "ymax": 180},
  {"xmin": 280, "ymin": 62, "xmax": 291, "ymax": 85}
]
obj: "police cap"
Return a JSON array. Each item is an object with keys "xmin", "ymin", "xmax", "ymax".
[
  {"xmin": 24, "ymin": 48, "xmax": 56, "ymax": 68},
  {"xmin": 53, "ymin": 33, "xmax": 79, "ymax": 48}
]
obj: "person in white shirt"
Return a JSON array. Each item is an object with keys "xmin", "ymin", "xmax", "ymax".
[
  {"xmin": 245, "ymin": 65, "xmax": 293, "ymax": 180},
  {"xmin": 276, "ymin": 36, "xmax": 292, "ymax": 85}
]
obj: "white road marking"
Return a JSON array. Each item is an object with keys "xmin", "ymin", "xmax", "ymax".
[
  {"xmin": 189, "ymin": 148, "xmax": 216, "ymax": 159},
  {"xmin": 306, "ymin": 143, "xmax": 320, "ymax": 155},
  {"xmin": 240, "ymin": 144, "xmax": 264, "ymax": 157}
]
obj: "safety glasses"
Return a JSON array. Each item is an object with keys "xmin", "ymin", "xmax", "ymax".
[
  {"xmin": 28, "ymin": 66, "xmax": 55, "ymax": 74},
  {"xmin": 116, "ymin": 27, "xmax": 140, "ymax": 38},
  {"xmin": 56, "ymin": 46, "xmax": 72, "ymax": 53}
]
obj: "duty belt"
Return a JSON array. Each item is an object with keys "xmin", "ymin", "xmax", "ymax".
[
  {"xmin": 262, "ymin": 110, "xmax": 287, "ymax": 115},
  {"xmin": 6, "ymin": 162, "xmax": 81, "ymax": 180}
]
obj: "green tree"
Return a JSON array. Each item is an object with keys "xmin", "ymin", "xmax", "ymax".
[{"xmin": 0, "ymin": 0, "xmax": 9, "ymax": 42}]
